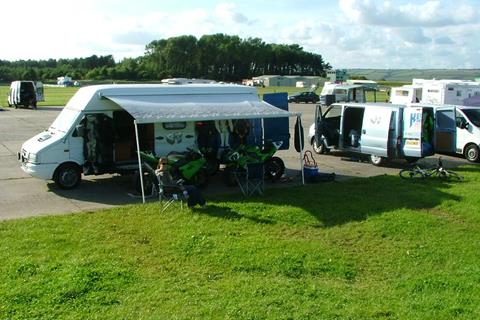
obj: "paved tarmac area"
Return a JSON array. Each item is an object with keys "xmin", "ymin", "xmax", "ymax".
[{"xmin": 0, "ymin": 103, "xmax": 469, "ymax": 220}]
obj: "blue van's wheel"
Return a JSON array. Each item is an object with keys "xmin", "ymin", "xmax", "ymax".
[
  {"xmin": 54, "ymin": 163, "xmax": 81, "ymax": 189},
  {"xmin": 312, "ymin": 137, "xmax": 329, "ymax": 154},
  {"xmin": 370, "ymin": 155, "xmax": 385, "ymax": 166}
]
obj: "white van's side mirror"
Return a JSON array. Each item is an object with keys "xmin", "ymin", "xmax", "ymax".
[{"xmin": 460, "ymin": 120, "xmax": 469, "ymax": 130}]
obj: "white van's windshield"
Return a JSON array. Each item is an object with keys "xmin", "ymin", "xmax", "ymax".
[
  {"xmin": 463, "ymin": 109, "xmax": 480, "ymax": 127},
  {"xmin": 49, "ymin": 108, "xmax": 81, "ymax": 133}
]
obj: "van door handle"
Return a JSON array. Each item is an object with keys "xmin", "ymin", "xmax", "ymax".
[{"xmin": 362, "ymin": 129, "xmax": 366, "ymax": 134}]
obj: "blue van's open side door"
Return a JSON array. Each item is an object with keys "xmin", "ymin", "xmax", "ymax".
[
  {"xmin": 262, "ymin": 93, "xmax": 290, "ymax": 150},
  {"xmin": 403, "ymin": 107, "xmax": 436, "ymax": 157},
  {"xmin": 435, "ymin": 107, "xmax": 456, "ymax": 154},
  {"xmin": 360, "ymin": 106, "xmax": 394, "ymax": 157}
]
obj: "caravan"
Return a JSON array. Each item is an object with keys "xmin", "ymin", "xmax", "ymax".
[
  {"xmin": 308, "ymin": 103, "xmax": 452, "ymax": 165},
  {"xmin": 19, "ymin": 84, "xmax": 296, "ymax": 189}
]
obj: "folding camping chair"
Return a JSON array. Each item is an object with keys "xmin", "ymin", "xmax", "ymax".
[
  {"xmin": 235, "ymin": 162, "xmax": 264, "ymax": 196},
  {"xmin": 156, "ymin": 175, "xmax": 188, "ymax": 213}
]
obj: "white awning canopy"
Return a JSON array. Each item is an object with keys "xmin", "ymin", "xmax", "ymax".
[{"xmin": 103, "ymin": 94, "xmax": 299, "ymax": 123}]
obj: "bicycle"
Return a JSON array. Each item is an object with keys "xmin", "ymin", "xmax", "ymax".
[{"xmin": 399, "ymin": 157, "xmax": 464, "ymax": 181}]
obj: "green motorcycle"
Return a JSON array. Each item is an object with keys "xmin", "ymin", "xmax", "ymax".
[
  {"xmin": 135, "ymin": 149, "xmax": 209, "ymax": 195},
  {"xmin": 222, "ymin": 140, "xmax": 285, "ymax": 186}
]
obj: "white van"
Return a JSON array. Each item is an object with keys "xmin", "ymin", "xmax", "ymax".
[
  {"xmin": 19, "ymin": 84, "xmax": 293, "ymax": 189},
  {"xmin": 412, "ymin": 104, "xmax": 480, "ymax": 162},
  {"xmin": 307, "ymin": 103, "xmax": 451, "ymax": 165},
  {"xmin": 7, "ymin": 81, "xmax": 44, "ymax": 109}
]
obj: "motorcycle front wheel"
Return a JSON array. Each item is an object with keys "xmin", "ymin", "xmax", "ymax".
[{"xmin": 265, "ymin": 156, "xmax": 285, "ymax": 181}]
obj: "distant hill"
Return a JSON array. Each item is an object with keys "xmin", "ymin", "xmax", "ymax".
[{"xmin": 347, "ymin": 69, "xmax": 480, "ymax": 82}]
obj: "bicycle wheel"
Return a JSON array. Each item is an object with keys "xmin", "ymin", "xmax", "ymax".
[
  {"xmin": 442, "ymin": 170, "xmax": 464, "ymax": 181},
  {"xmin": 399, "ymin": 169, "xmax": 425, "ymax": 180}
]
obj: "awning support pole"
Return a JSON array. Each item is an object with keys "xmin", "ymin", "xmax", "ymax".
[
  {"xmin": 134, "ymin": 120, "xmax": 145, "ymax": 203},
  {"xmin": 261, "ymin": 118, "xmax": 265, "ymax": 147},
  {"xmin": 297, "ymin": 115, "xmax": 305, "ymax": 185}
]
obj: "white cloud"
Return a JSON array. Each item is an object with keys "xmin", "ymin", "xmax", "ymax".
[
  {"xmin": 339, "ymin": 0, "xmax": 479, "ymax": 27},
  {"xmin": 394, "ymin": 27, "xmax": 431, "ymax": 44},
  {"xmin": 214, "ymin": 3, "xmax": 254, "ymax": 25},
  {"xmin": 434, "ymin": 36, "xmax": 454, "ymax": 44},
  {"xmin": 0, "ymin": 0, "xmax": 478, "ymax": 69}
]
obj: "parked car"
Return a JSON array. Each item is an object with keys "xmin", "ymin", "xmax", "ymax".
[{"xmin": 288, "ymin": 91, "xmax": 319, "ymax": 103}]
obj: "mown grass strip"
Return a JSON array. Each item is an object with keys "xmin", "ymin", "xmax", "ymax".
[{"xmin": 1, "ymin": 166, "xmax": 479, "ymax": 319}]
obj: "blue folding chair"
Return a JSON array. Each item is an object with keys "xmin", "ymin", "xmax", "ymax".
[{"xmin": 235, "ymin": 162, "xmax": 264, "ymax": 196}]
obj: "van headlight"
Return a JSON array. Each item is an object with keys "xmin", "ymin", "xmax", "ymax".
[{"xmin": 28, "ymin": 153, "xmax": 39, "ymax": 163}]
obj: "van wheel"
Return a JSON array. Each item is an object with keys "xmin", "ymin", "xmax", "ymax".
[
  {"xmin": 370, "ymin": 155, "xmax": 385, "ymax": 166},
  {"xmin": 464, "ymin": 144, "xmax": 480, "ymax": 162},
  {"xmin": 312, "ymin": 138, "xmax": 328, "ymax": 154},
  {"xmin": 54, "ymin": 163, "xmax": 81, "ymax": 189}
]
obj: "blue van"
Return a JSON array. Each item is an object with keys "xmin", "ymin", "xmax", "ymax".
[{"xmin": 308, "ymin": 103, "xmax": 453, "ymax": 165}]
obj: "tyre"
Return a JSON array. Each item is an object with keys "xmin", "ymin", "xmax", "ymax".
[
  {"xmin": 312, "ymin": 137, "xmax": 328, "ymax": 154},
  {"xmin": 54, "ymin": 163, "xmax": 81, "ymax": 189},
  {"xmin": 446, "ymin": 171, "xmax": 464, "ymax": 181},
  {"xmin": 438, "ymin": 170, "xmax": 464, "ymax": 181},
  {"xmin": 188, "ymin": 168, "xmax": 209, "ymax": 188},
  {"xmin": 464, "ymin": 144, "xmax": 480, "ymax": 162},
  {"xmin": 399, "ymin": 169, "xmax": 424, "ymax": 180},
  {"xmin": 264, "ymin": 156, "xmax": 285, "ymax": 181},
  {"xmin": 370, "ymin": 155, "xmax": 386, "ymax": 166}
]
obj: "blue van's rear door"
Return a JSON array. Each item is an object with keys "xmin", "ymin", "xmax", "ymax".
[
  {"xmin": 262, "ymin": 93, "xmax": 290, "ymax": 150},
  {"xmin": 360, "ymin": 106, "xmax": 393, "ymax": 157},
  {"xmin": 435, "ymin": 107, "xmax": 456, "ymax": 153}
]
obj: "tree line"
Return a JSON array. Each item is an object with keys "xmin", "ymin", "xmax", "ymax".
[{"xmin": 0, "ymin": 34, "xmax": 330, "ymax": 83}]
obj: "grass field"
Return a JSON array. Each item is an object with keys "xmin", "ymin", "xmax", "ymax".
[
  {"xmin": 0, "ymin": 86, "xmax": 79, "ymax": 108},
  {"xmin": 1, "ymin": 166, "xmax": 479, "ymax": 319}
]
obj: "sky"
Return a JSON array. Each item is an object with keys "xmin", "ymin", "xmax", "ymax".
[{"xmin": 2, "ymin": 0, "xmax": 479, "ymax": 69}]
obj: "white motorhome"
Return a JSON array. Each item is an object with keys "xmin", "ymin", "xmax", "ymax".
[
  {"xmin": 7, "ymin": 81, "xmax": 44, "ymax": 109},
  {"xmin": 320, "ymin": 82, "xmax": 367, "ymax": 106},
  {"xmin": 391, "ymin": 79, "xmax": 480, "ymax": 105},
  {"xmin": 19, "ymin": 84, "xmax": 294, "ymax": 189},
  {"xmin": 413, "ymin": 103, "xmax": 480, "ymax": 162},
  {"xmin": 307, "ymin": 103, "xmax": 452, "ymax": 165},
  {"xmin": 389, "ymin": 85, "xmax": 423, "ymax": 105}
]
